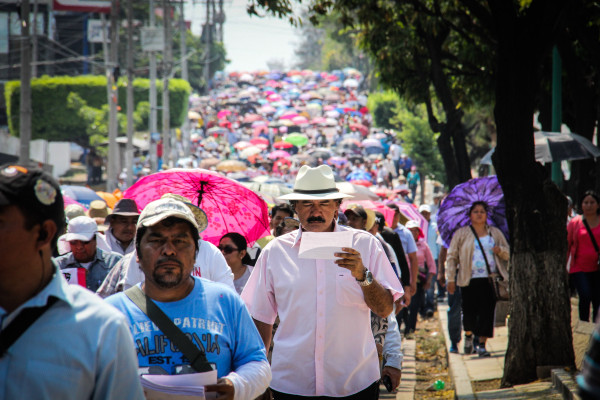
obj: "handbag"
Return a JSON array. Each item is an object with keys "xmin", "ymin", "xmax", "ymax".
[
  {"xmin": 124, "ymin": 286, "xmax": 213, "ymax": 373},
  {"xmin": 582, "ymin": 218, "xmax": 600, "ymax": 268},
  {"xmin": 469, "ymin": 226, "xmax": 509, "ymax": 301}
]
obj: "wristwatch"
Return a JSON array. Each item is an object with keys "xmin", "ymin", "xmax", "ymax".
[{"xmin": 356, "ymin": 268, "xmax": 374, "ymax": 287}]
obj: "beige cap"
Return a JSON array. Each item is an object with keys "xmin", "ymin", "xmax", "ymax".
[{"xmin": 137, "ymin": 198, "xmax": 199, "ymax": 230}]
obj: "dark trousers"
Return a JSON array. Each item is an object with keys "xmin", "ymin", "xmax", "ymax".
[
  {"xmin": 271, "ymin": 381, "xmax": 379, "ymax": 400},
  {"xmin": 571, "ymin": 271, "xmax": 600, "ymax": 322},
  {"xmin": 461, "ymin": 278, "xmax": 496, "ymax": 338},
  {"xmin": 447, "ymin": 286, "xmax": 462, "ymax": 344},
  {"xmin": 406, "ymin": 283, "xmax": 425, "ymax": 332}
]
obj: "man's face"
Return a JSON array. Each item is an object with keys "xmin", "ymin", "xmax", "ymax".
[
  {"xmin": 110, "ymin": 214, "xmax": 139, "ymax": 243},
  {"xmin": 137, "ymin": 220, "xmax": 196, "ymax": 290},
  {"xmin": 420, "ymin": 210, "xmax": 431, "ymax": 222},
  {"xmin": 270, "ymin": 210, "xmax": 292, "ymax": 231},
  {"xmin": 391, "ymin": 211, "xmax": 400, "ymax": 228},
  {"xmin": 345, "ymin": 212, "xmax": 366, "ymax": 230},
  {"xmin": 69, "ymin": 237, "xmax": 97, "ymax": 263},
  {"xmin": 294, "ymin": 200, "xmax": 338, "ymax": 232},
  {"xmin": 0, "ymin": 205, "xmax": 39, "ymax": 274}
]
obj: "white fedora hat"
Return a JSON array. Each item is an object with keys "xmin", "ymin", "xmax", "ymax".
[{"xmin": 279, "ymin": 165, "xmax": 353, "ymax": 201}]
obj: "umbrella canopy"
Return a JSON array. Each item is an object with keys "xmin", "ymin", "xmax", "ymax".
[
  {"xmin": 480, "ymin": 131, "xmax": 600, "ymax": 165},
  {"xmin": 63, "ymin": 194, "xmax": 87, "ymax": 210},
  {"xmin": 362, "ymin": 138, "xmax": 383, "ymax": 148},
  {"xmin": 437, "ymin": 175, "xmax": 508, "ymax": 247},
  {"xmin": 268, "ymin": 150, "xmax": 291, "ymax": 160},
  {"xmin": 309, "ymin": 148, "xmax": 332, "ymax": 160},
  {"xmin": 123, "ymin": 168, "xmax": 270, "ymax": 246},
  {"xmin": 250, "ymin": 137, "xmax": 270, "ymax": 147},
  {"xmin": 389, "ymin": 201, "xmax": 428, "ymax": 236},
  {"xmin": 327, "ymin": 156, "xmax": 349, "ymax": 167},
  {"xmin": 346, "ymin": 170, "xmax": 373, "ymax": 182},
  {"xmin": 284, "ymin": 133, "xmax": 309, "ymax": 147},
  {"xmin": 340, "ymin": 138, "xmax": 362, "ymax": 148},
  {"xmin": 240, "ymin": 146, "xmax": 263, "ymax": 159},
  {"xmin": 242, "ymin": 181, "xmax": 293, "ymax": 198},
  {"xmin": 96, "ymin": 191, "xmax": 118, "ymax": 209},
  {"xmin": 336, "ymin": 182, "xmax": 379, "ymax": 201},
  {"xmin": 216, "ymin": 160, "xmax": 247, "ymax": 172},
  {"xmin": 348, "ymin": 154, "xmax": 364, "ymax": 163},
  {"xmin": 199, "ymin": 157, "xmax": 220, "ymax": 169},
  {"xmin": 233, "ymin": 141, "xmax": 252, "ymax": 150},
  {"xmin": 273, "ymin": 141, "xmax": 294, "ymax": 150},
  {"xmin": 61, "ymin": 185, "xmax": 104, "ymax": 207}
]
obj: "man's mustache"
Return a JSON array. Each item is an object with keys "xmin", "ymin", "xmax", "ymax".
[
  {"xmin": 307, "ymin": 216, "xmax": 326, "ymax": 223},
  {"xmin": 156, "ymin": 257, "xmax": 182, "ymax": 267}
]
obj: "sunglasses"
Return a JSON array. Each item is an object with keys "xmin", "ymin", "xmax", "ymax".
[{"xmin": 218, "ymin": 245, "xmax": 239, "ymax": 254}]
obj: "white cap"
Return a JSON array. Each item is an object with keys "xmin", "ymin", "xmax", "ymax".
[
  {"xmin": 405, "ymin": 220, "xmax": 421, "ymax": 230},
  {"xmin": 137, "ymin": 198, "xmax": 199, "ymax": 230},
  {"xmin": 62, "ymin": 216, "xmax": 98, "ymax": 242},
  {"xmin": 418, "ymin": 204, "xmax": 431, "ymax": 213}
]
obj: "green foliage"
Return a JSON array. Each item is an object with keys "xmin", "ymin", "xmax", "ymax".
[
  {"xmin": 391, "ymin": 101, "xmax": 446, "ymax": 184},
  {"xmin": 367, "ymin": 91, "xmax": 402, "ymax": 130},
  {"xmin": 5, "ymin": 76, "xmax": 190, "ymax": 144}
]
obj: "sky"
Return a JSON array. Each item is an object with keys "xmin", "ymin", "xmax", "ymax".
[{"xmin": 187, "ymin": 0, "xmax": 301, "ymax": 73}]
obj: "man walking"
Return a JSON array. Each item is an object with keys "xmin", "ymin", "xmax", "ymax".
[
  {"xmin": 0, "ymin": 165, "xmax": 143, "ymax": 399},
  {"xmin": 106, "ymin": 197, "xmax": 270, "ymax": 399},
  {"xmin": 104, "ymin": 198, "xmax": 140, "ymax": 255},
  {"xmin": 242, "ymin": 165, "xmax": 403, "ymax": 398}
]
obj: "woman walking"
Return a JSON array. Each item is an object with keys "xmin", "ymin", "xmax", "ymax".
[
  {"xmin": 567, "ymin": 190, "xmax": 600, "ymax": 322},
  {"xmin": 446, "ymin": 201, "xmax": 509, "ymax": 356}
]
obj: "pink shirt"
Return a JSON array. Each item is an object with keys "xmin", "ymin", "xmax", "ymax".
[
  {"xmin": 241, "ymin": 224, "xmax": 403, "ymax": 396},
  {"xmin": 568, "ymin": 216, "xmax": 600, "ymax": 273},
  {"xmin": 415, "ymin": 239, "xmax": 436, "ymax": 275}
]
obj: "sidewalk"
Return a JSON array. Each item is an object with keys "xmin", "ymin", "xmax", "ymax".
[
  {"xmin": 437, "ymin": 303, "xmax": 580, "ymax": 399},
  {"xmin": 379, "ymin": 338, "xmax": 417, "ymax": 399}
]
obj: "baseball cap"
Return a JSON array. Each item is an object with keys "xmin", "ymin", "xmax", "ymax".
[
  {"xmin": 0, "ymin": 164, "xmax": 65, "ymax": 235},
  {"xmin": 418, "ymin": 204, "xmax": 431, "ymax": 213},
  {"xmin": 344, "ymin": 204, "xmax": 375, "ymax": 231},
  {"xmin": 137, "ymin": 198, "xmax": 199, "ymax": 230},
  {"xmin": 161, "ymin": 193, "xmax": 208, "ymax": 233},
  {"xmin": 405, "ymin": 220, "xmax": 424, "ymax": 239},
  {"xmin": 62, "ymin": 216, "xmax": 98, "ymax": 242}
]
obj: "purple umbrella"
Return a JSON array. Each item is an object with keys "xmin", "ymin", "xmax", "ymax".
[{"xmin": 437, "ymin": 176, "xmax": 508, "ymax": 247}]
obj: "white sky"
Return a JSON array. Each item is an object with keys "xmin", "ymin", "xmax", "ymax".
[{"xmin": 187, "ymin": 0, "xmax": 301, "ymax": 72}]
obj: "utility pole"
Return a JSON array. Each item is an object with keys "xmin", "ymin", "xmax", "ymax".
[
  {"xmin": 19, "ymin": 0, "xmax": 32, "ymax": 165},
  {"xmin": 105, "ymin": 0, "xmax": 120, "ymax": 191},
  {"xmin": 203, "ymin": 0, "xmax": 211, "ymax": 94},
  {"xmin": 31, "ymin": 0, "xmax": 38, "ymax": 78},
  {"xmin": 125, "ymin": 0, "xmax": 134, "ymax": 187},
  {"xmin": 148, "ymin": 0, "xmax": 158, "ymax": 172},
  {"xmin": 179, "ymin": 1, "xmax": 188, "ymax": 82},
  {"xmin": 162, "ymin": 0, "xmax": 172, "ymax": 167}
]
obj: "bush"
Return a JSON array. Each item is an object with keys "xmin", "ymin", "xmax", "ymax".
[{"xmin": 5, "ymin": 75, "xmax": 190, "ymax": 144}]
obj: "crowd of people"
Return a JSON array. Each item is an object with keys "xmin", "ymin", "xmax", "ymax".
[{"xmin": 2, "ymin": 68, "xmax": 600, "ymax": 399}]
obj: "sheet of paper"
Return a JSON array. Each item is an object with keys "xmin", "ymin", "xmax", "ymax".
[
  {"xmin": 141, "ymin": 370, "xmax": 218, "ymax": 400},
  {"xmin": 298, "ymin": 231, "xmax": 354, "ymax": 259}
]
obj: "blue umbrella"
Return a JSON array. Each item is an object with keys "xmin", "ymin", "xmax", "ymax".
[
  {"xmin": 346, "ymin": 170, "xmax": 373, "ymax": 182},
  {"xmin": 61, "ymin": 185, "xmax": 104, "ymax": 207},
  {"xmin": 436, "ymin": 176, "xmax": 508, "ymax": 247}
]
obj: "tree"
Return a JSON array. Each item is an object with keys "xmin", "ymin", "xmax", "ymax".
[{"xmin": 246, "ymin": 0, "xmax": 600, "ymax": 385}]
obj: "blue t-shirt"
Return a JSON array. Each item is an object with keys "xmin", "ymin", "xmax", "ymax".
[
  {"xmin": 394, "ymin": 225, "xmax": 418, "ymax": 254},
  {"xmin": 106, "ymin": 277, "xmax": 267, "ymax": 378}
]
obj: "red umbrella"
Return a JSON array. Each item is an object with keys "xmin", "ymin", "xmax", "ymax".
[
  {"xmin": 350, "ymin": 123, "xmax": 369, "ymax": 136},
  {"xmin": 350, "ymin": 179, "xmax": 373, "ymax": 187},
  {"xmin": 273, "ymin": 141, "xmax": 294, "ymax": 149},
  {"xmin": 250, "ymin": 138, "xmax": 269, "ymax": 148},
  {"xmin": 123, "ymin": 169, "xmax": 270, "ymax": 246}
]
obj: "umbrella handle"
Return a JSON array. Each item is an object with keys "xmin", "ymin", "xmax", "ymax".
[{"xmin": 197, "ymin": 181, "xmax": 206, "ymax": 206}]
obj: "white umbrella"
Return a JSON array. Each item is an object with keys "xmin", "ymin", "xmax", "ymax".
[
  {"xmin": 240, "ymin": 146, "xmax": 262, "ymax": 159},
  {"xmin": 336, "ymin": 182, "xmax": 379, "ymax": 201},
  {"xmin": 343, "ymin": 78, "xmax": 359, "ymax": 88}
]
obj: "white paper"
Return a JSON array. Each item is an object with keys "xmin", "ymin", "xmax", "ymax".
[
  {"xmin": 141, "ymin": 370, "xmax": 218, "ymax": 400},
  {"xmin": 298, "ymin": 231, "xmax": 354, "ymax": 259}
]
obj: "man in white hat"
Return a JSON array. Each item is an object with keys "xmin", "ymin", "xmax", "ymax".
[
  {"xmin": 242, "ymin": 165, "xmax": 404, "ymax": 398},
  {"xmin": 54, "ymin": 216, "xmax": 122, "ymax": 292}
]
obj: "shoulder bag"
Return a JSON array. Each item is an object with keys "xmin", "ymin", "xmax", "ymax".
[
  {"xmin": 469, "ymin": 226, "xmax": 509, "ymax": 301},
  {"xmin": 124, "ymin": 286, "xmax": 213, "ymax": 372},
  {"xmin": 582, "ymin": 218, "xmax": 600, "ymax": 268}
]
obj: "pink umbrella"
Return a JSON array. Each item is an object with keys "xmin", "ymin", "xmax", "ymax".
[
  {"xmin": 310, "ymin": 117, "xmax": 327, "ymax": 125},
  {"xmin": 292, "ymin": 116, "xmax": 309, "ymax": 125},
  {"xmin": 391, "ymin": 201, "xmax": 428, "ymax": 238},
  {"xmin": 267, "ymin": 94, "xmax": 282, "ymax": 102},
  {"xmin": 233, "ymin": 141, "xmax": 252, "ymax": 150},
  {"xmin": 250, "ymin": 137, "xmax": 269, "ymax": 147},
  {"xmin": 123, "ymin": 168, "xmax": 270, "ymax": 246},
  {"xmin": 217, "ymin": 110, "xmax": 231, "ymax": 119},
  {"xmin": 63, "ymin": 194, "xmax": 87, "ymax": 210},
  {"xmin": 268, "ymin": 150, "xmax": 291, "ymax": 160},
  {"xmin": 259, "ymin": 105, "xmax": 276, "ymax": 114},
  {"xmin": 279, "ymin": 113, "xmax": 299, "ymax": 120}
]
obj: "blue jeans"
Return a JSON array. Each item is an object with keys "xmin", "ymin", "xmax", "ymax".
[
  {"xmin": 571, "ymin": 271, "xmax": 600, "ymax": 322},
  {"xmin": 447, "ymin": 287, "xmax": 462, "ymax": 344}
]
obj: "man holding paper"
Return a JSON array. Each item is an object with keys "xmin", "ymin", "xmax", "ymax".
[
  {"xmin": 242, "ymin": 165, "xmax": 404, "ymax": 398},
  {"xmin": 106, "ymin": 197, "xmax": 271, "ymax": 400}
]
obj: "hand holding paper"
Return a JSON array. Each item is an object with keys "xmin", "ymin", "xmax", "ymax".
[{"xmin": 334, "ymin": 247, "xmax": 366, "ymax": 280}]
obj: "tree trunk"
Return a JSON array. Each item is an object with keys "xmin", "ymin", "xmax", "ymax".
[{"xmin": 489, "ymin": 0, "xmax": 575, "ymax": 386}]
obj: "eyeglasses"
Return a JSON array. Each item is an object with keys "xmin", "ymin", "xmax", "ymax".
[
  {"xmin": 283, "ymin": 217, "xmax": 300, "ymax": 229},
  {"xmin": 218, "ymin": 245, "xmax": 239, "ymax": 254}
]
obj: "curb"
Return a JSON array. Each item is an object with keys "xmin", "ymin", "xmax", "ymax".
[
  {"xmin": 552, "ymin": 368, "xmax": 581, "ymax": 400},
  {"xmin": 437, "ymin": 303, "xmax": 476, "ymax": 399}
]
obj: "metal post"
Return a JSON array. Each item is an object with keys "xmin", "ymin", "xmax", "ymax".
[
  {"xmin": 19, "ymin": 0, "xmax": 32, "ymax": 166},
  {"xmin": 162, "ymin": 0, "xmax": 172, "ymax": 167},
  {"xmin": 203, "ymin": 0, "xmax": 211, "ymax": 94},
  {"xmin": 551, "ymin": 46, "xmax": 563, "ymax": 187},
  {"xmin": 125, "ymin": 0, "xmax": 134, "ymax": 187},
  {"xmin": 149, "ymin": 0, "xmax": 158, "ymax": 172},
  {"xmin": 106, "ymin": 0, "xmax": 120, "ymax": 191},
  {"xmin": 179, "ymin": 1, "xmax": 188, "ymax": 82},
  {"xmin": 31, "ymin": 0, "xmax": 38, "ymax": 78}
]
